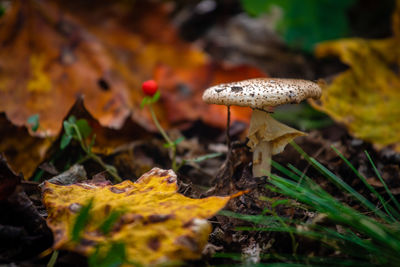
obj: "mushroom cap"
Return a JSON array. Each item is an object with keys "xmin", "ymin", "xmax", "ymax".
[{"xmin": 202, "ymin": 78, "xmax": 322, "ymax": 110}]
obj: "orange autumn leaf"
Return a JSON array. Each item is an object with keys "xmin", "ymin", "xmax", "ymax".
[
  {"xmin": 0, "ymin": 0, "xmax": 203, "ymax": 134},
  {"xmin": 42, "ymin": 168, "xmax": 240, "ymax": 265},
  {"xmin": 154, "ymin": 62, "xmax": 266, "ymax": 128},
  {"xmin": 312, "ymin": 1, "xmax": 400, "ymax": 151},
  {"xmin": 0, "ymin": 0, "xmax": 266, "ymax": 136}
]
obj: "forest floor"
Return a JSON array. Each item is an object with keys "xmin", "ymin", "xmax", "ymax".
[{"xmin": 1, "ymin": 1, "xmax": 399, "ymax": 266}]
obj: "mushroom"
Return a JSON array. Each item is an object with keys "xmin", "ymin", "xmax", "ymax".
[{"xmin": 202, "ymin": 78, "xmax": 322, "ymax": 177}]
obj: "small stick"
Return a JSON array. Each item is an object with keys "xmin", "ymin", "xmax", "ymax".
[{"xmin": 226, "ymin": 106, "xmax": 231, "ymax": 150}]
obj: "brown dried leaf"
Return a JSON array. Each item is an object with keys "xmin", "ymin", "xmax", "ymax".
[
  {"xmin": 0, "ymin": 113, "xmax": 51, "ymax": 179},
  {"xmin": 0, "ymin": 1, "xmax": 266, "ymax": 136}
]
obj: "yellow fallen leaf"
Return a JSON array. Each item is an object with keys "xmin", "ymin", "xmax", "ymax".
[
  {"xmin": 312, "ymin": 1, "xmax": 400, "ymax": 151},
  {"xmin": 42, "ymin": 168, "xmax": 238, "ymax": 266}
]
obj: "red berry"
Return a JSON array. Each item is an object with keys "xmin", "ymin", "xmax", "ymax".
[{"xmin": 142, "ymin": 80, "xmax": 158, "ymax": 96}]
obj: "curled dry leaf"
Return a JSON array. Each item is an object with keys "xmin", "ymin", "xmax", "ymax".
[
  {"xmin": 42, "ymin": 168, "xmax": 242, "ymax": 265},
  {"xmin": 312, "ymin": 1, "xmax": 400, "ymax": 151},
  {"xmin": 0, "ymin": 113, "xmax": 51, "ymax": 179}
]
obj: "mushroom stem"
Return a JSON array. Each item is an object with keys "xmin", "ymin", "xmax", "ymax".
[
  {"xmin": 226, "ymin": 106, "xmax": 231, "ymax": 150},
  {"xmin": 253, "ymin": 140, "xmax": 272, "ymax": 177},
  {"xmin": 247, "ymin": 109, "xmax": 306, "ymax": 178}
]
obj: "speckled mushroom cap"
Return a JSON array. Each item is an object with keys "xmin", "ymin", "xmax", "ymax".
[{"xmin": 202, "ymin": 78, "xmax": 322, "ymax": 110}]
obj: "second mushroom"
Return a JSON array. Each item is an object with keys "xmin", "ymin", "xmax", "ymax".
[{"xmin": 202, "ymin": 78, "xmax": 322, "ymax": 177}]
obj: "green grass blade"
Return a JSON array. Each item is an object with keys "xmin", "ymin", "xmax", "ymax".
[
  {"xmin": 277, "ymin": 165, "xmax": 341, "ymax": 205},
  {"xmin": 219, "ymin": 210, "xmax": 283, "ymax": 226},
  {"xmin": 72, "ymin": 198, "xmax": 94, "ymax": 242},
  {"xmin": 272, "ymin": 161, "xmax": 302, "ymax": 182},
  {"xmin": 290, "ymin": 141, "xmax": 390, "ymax": 222},
  {"xmin": 332, "ymin": 146, "xmax": 398, "ymax": 221},
  {"xmin": 365, "ymin": 150, "xmax": 400, "ymax": 213},
  {"xmin": 309, "ymin": 157, "xmax": 390, "ymax": 221},
  {"xmin": 270, "ymin": 174, "xmax": 400, "ymax": 253},
  {"xmin": 223, "ymin": 142, "xmax": 400, "ymax": 266},
  {"xmin": 99, "ymin": 210, "xmax": 124, "ymax": 235}
]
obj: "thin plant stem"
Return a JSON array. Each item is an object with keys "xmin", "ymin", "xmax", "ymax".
[
  {"xmin": 89, "ymin": 153, "xmax": 122, "ymax": 183},
  {"xmin": 76, "ymin": 154, "xmax": 91, "ymax": 165},
  {"xmin": 72, "ymin": 124, "xmax": 84, "ymax": 144},
  {"xmin": 149, "ymin": 104, "xmax": 178, "ymax": 171},
  {"xmin": 72, "ymin": 124, "xmax": 122, "ymax": 183},
  {"xmin": 149, "ymin": 104, "xmax": 173, "ymax": 144},
  {"xmin": 226, "ymin": 105, "xmax": 231, "ymax": 150}
]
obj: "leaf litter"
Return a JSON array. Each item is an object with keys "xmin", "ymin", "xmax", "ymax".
[
  {"xmin": 0, "ymin": 0, "xmax": 265, "ymax": 136},
  {"xmin": 0, "ymin": 0, "xmax": 400, "ymax": 266}
]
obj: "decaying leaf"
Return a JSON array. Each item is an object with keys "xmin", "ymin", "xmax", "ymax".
[
  {"xmin": 0, "ymin": 113, "xmax": 52, "ymax": 178},
  {"xmin": 0, "ymin": 0, "xmax": 266, "ymax": 136},
  {"xmin": 0, "ymin": 154, "xmax": 21, "ymax": 201},
  {"xmin": 57, "ymin": 97, "xmax": 151, "ymax": 156},
  {"xmin": 312, "ymin": 1, "xmax": 400, "ymax": 151},
  {"xmin": 0, "ymin": 97, "xmax": 151, "ymax": 179},
  {"xmin": 42, "ymin": 168, "xmax": 240, "ymax": 265}
]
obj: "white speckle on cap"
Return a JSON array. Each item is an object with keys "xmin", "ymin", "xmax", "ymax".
[{"xmin": 202, "ymin": 78, "xmax": 322, "ymax": 110}]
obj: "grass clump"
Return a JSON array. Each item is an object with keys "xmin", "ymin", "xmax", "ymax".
[{"xmin": 220, "ymin": 143, "xmax": 400, "ymax": 266}]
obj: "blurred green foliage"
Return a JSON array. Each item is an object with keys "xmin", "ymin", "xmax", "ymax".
[
  {"xmin": 88, "ymin": 242, "xmax": 131, "ymax": 267},
  {"xmin": 27, "ymin": 114, "xmax": 40, "ymax": 132},
  {"xmin": 272, "ymin": 103, "xmax": 333, "ymax": 131},
  {"xmin": 240, "ymin": 0, "xmax": 356, "ymax": 52},
  {"xmin": 0, "ymin": 5, "xmax": 4, "ymax": 17},
  {"xmin": 72, "ymin": 198, "xmax": 94, "ymax": 243}
]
